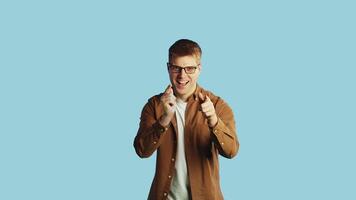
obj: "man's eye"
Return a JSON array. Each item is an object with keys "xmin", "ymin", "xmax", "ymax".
[{"xmin": 186, "ymin": 67, "xmax": 195, "ymax": 72}]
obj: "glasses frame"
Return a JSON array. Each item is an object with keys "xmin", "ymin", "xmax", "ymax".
[{"xmin": 167, "ymin": 63, "xmax": 200, "ymax": 74}]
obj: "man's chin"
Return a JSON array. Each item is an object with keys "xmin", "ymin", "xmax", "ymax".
[
  {"xmin": 173, "ymin": 84, "xmax": 195, "ymax": 97},
  {"xmin": 172, "ymin": 86, "xmax": 185, "ymax": 96}
]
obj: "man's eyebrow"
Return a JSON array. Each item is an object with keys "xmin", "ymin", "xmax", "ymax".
[
  {"xmin": 170, "ymin": 64, "xmax": 183, "ymax": 68},
  {"xmin": 171, "ymin": 64, "xmax": 196, "ymax": 68}
]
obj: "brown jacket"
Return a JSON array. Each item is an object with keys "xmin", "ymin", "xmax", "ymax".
[{"xmin": 134, "ymin": 85, "xmax": 239, "ymax": 200}]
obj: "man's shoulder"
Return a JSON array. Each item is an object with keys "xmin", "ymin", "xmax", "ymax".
[
  {"xmin": 139, "ymin": 93, "xmax": 163, "ymax": 114},
  {"xmin": 145, "ymin": 92, "xmax": 164, "ymax": 105},
  {"xmin": 199, "ymin": 86, "xmax": 222, "ymax": 103},
  {"xmin": 199, "ymin": 86, "xmax": 235, "ymax": 118},
  {"xmin": 198, "ymin": 85, "xmax": 233, "ymax": 109}
]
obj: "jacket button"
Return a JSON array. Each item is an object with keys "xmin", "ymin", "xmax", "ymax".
[
  {"xmin": 171, "ymin": 158, "xmax": 175, "ymax": 162},
  {"xmin": 153, "ymin": 141, "xmax": 157, "ymax": 144},
  {"xmin": 164, "ymin": 192, "xmax": 168, "ymax": 196},
  {"xmin": 168, "ymin": 175, "xmax": 172, "ymax": 179}
]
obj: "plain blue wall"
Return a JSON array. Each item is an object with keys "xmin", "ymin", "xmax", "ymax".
[{"xmin": 1, "ymin": 0, "xmax": 355, "ymax": 199}]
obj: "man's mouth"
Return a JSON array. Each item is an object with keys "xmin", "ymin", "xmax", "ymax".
[{"xmin": 177, "ymin": 80, "xmax": 189, "ymax": 86}]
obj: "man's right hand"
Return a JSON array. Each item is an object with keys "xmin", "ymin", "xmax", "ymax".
[{"xmin": 159, "ymin": 84, "xmax": 176, "ymax": 127}]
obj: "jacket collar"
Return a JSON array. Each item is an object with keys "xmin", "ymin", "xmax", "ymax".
[{"xmin": 189, "ymin": 83, "xmax": 203, "ymax": 102}]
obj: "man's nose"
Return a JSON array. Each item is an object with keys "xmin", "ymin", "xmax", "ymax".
[{"xmin": 178, "ymin": 68, "xmax": 188, "ymax": 77}]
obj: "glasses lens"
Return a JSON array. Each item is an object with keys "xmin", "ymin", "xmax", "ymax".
[
  {"xmin": 185, "ymin": 67, "xmax": 196, "ymax": 74},
  {"xmin": 171, "ymin": 66, "xmax": 180, "ymax": 73}
]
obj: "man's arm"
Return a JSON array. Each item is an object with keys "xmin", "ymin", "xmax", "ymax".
[
  {"xmin": 199, "ymin": 93, "xmax": 239, "ymax": 159},
  {"xmin": 133, "ymin": 85, "xmax": 176, "ymax": 158},
  {"xmin": 133, "ymin": 100, "xmax": 168, "ymax": 158},
  {"xmin": 210, "ymin": 99, "xmax": 239, "ymax": 158}
]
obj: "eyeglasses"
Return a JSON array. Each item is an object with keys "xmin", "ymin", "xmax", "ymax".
[{"xmin": 167, "ymin": 63, "xmax": 200, "ymax": 74}]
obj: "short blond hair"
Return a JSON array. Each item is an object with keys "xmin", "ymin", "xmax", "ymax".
[{"xmin": 169, "ymin": 39, "xmax": 202, "ymax": 62}]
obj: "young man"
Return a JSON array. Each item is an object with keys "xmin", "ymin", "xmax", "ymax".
[{"xmin": 134, "ymin": 39, "xmax": 239, "ymax": 200}]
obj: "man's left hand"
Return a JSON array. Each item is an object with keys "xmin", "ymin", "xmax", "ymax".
[{"xmin": 199, "ymin": 92, "xmax": 218, "ymax": 127}]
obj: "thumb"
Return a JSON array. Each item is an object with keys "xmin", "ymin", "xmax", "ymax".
[
  {"xmin": 164, "ymin": 84, "xmax": 172, "ymax": 94},
  {"xmin": 198, "ymin": 92, "xmax": 205, "ymax": 102},
  {"xmin": 205, "ymin": 95, "xmax": 211, "ymax": 102}
]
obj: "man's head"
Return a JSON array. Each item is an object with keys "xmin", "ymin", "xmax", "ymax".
[{"xmin": 167, "ymin": 39, "xmax": 202, "ymax": 101}]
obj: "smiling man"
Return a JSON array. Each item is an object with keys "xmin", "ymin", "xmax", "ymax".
[{"xmin": 134, "ymin": 39, "xmax": 239, "ymax": 200}]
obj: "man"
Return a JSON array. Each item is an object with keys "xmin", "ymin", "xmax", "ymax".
[{"xmin": 134, "ymin": 39, "xmax": 239, "ymax": 200}]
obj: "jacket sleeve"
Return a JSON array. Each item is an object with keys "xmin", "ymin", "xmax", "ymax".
[
  {"xmin": 133, "ymin": 98, "xmax": 168, "ymax": 158},
  {"xmin": 210, "ymin": 98, "xmax": 239, "ymax": 159}
]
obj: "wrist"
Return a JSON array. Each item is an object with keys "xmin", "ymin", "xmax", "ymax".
[
  {"xmin": 159, "ymin": 113, "xmax": 171, "ymax": 127},
  {"xmin": 208, "ymin": 114, "xmax": 218, "ymax": 128}
]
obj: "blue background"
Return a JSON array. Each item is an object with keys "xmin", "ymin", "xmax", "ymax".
[{"xmin": 1, "ymin": 0, "xmax": 355, "ymax": 199}]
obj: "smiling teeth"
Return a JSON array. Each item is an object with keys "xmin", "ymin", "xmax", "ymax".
[{"xmin": 178, "ymin": 81, "xmax": 188, "ymax": 85}]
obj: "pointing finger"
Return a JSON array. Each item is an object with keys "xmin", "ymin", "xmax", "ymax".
[
  {"xmin": 164, "ymin": 84, "xmax": 172, "ymax": 94},
  {"xmin": 198, "ymin": 92, "xmax": 205, "ymax": 102},
  {"xmin": 205, "ymin": 95, "xmax": 211, "ymax": 103}
]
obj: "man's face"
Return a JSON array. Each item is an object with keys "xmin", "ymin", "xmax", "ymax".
[{"xmin": 168, "ymin": 55, "xmax": 201, "ymax": 100}]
